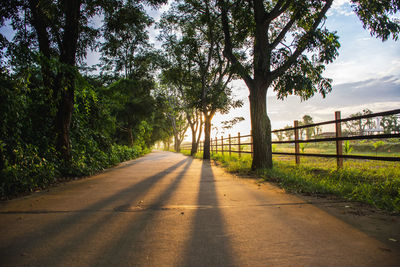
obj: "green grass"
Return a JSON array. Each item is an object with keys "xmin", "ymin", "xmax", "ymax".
[
  {"xmin": 261, "ymin": 157, "xmax": 400, "ymax": 213},
  {"xmin": 273, "ymin": 142, "xmax": 400, "ymax": 157},
  {"xmin": 180, "ymin": 149, "xmax": 400, "ymax": 213}
]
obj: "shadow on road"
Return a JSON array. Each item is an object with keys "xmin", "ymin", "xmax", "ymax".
[
  {"xmin": 90, "ymin": 157, "xmax": 194, "ymax": 266},
  {"xmin": 0, "ymin": 156, "xmax": 190, "ymax": 265},
  {"xmin": 182, "ymin": 160, "xmax": 236, "ymax": 266}
]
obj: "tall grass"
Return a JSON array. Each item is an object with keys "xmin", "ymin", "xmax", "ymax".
[{"xmin": 181, "ymin": 150, "xmax": 400, "ymax": 213}]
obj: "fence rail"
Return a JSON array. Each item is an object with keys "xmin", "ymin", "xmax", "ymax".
[{"xmin": 181, "ymin": 109, "xmax": 400, "ymax": 168}]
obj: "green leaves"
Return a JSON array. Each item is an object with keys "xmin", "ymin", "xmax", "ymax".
[
  {"xmin": 352, "ymin": 0, "xmax": 400, "ymax": 41},
  {"xmin": 273, "ymin": 55, "xmax": 333, "ymax": 101}
]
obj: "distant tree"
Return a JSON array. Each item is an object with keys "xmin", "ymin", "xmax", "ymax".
[
  {"xmin": 160, "ymin": 31, "xmax": 204, "ymax": 156},
  {"xmin": 315, "ymin": 125, "xmax": 322, "ymax": 138},
  {"xmin": 345, "ymin": 109, "xmax": 375, "ymax": 135},
  {"xmin": 302, "ymin": 115, "xmax": 315, "ymax": 140},
  {"xmin": 159, "ymin": 0, "xmax": 242, "ymax": 160},
  {"xmin": 380, "ymin": 115, "xmax": 400, "ymax": 134},
  {"xmin": 283, "ymin": 125, "xmax": 294, "ymax": 141},
  {"xmin": 274, "ymin": 131, "xmax": 285, "ymax": 142},
  {"xmin": 150, "ymin": 94, "xmax": 175, "ymax": 148},
  {"xmin": 156, "ymin": 85, "xmax": 189, "ymax": 152},
  {"xmin": 188, "ymin": 111, "xmax": 203, "ymax": 155},
  {"xmin": 106, "ymin": 78, "xmax": 155, "ymax": 146}
]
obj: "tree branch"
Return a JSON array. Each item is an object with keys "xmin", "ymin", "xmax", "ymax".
[
  {"xmin": 266, "ymin": 0, "xmax": 287, "ymax": 23},
  {"xmin": 271, "ymin": 0, "xmax": 333, "ymax": 80},
  {"xmin": 270, "ymin": 12, "xmax": 298, "ymax": 50},
  {"xmin": 218, "ymin": 0, "xmax": 254, "ymax": 88}
]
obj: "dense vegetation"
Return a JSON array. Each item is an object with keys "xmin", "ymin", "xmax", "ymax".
[{"xmin": 0, "ymin": 0, "xmax": 173, "ymax": 198}]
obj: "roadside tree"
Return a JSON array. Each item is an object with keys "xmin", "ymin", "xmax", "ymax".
[{"xmin": 217, "ymin": 0, "xmax": 400, "ymax": 169}]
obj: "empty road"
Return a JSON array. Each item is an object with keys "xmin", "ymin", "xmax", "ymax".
[{"xmin": 0, "ymin": 151, "xmax": 399, "ymax": 266}]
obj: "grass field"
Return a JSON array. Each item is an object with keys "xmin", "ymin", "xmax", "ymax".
[{"xmin": 180, "ymin": 148, "xmax": 400, "ymax": 213}]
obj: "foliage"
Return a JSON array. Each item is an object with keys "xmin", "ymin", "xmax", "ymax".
[
  {"xmin": 274, "ymin": 131, "xmax": 284, "ymax": 141},
  {"xmin": 343, "ymin": 140, "xmax": 353, "ymax": 155},
  {"xmin": 380, "ymin": 114, "xmax": 400, "ymax": 134},
  {"xmin": 345, "ymin": 109, "xmax": 375, "ymax": 135},
  {"xmin": 301, "ymin": 115, "xmax": 315, "ymax": 140},
  {"xmin": 283, "ymin": 125, "xmax": 294, "ymax": 141},
  {"xmin": 299, "ymin": 143, "xmax": 306, "ymax": 153},
  {"xmin": 159, "ymin": 0, "xmax": 243, "ymax": 159},
  {"xmin": 100, "ymin": 0, "xmax": 159, "ymax": 78},
  {"xmin": 0, "ymin": 65, "xmax": 161, "ymax": 198},
  {"xmin": 221, "ymin": 117, "xmax": 245, "ymax": 130},
  {"xmin": 373, "ymin": 140, "xmax": 385, "ymax": 155}
]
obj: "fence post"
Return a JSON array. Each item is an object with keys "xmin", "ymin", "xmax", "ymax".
[
  {"xmin": 250, "ymin": 130, "xmax": 253, "ymax": 158},
  {"xmin": 221, "ymin": 136, "xmax": 224, "ymax": 155},
  {"xmin": 215, "ymin": 136, "xmax": 218, "ymax": 154},
  {"xmin": 335, "ymin": 111, "xmax": 343, "ymax": 168},
  {"xmin": 294, "ymin": 120, "xmax": 300, "ymax": 165},
  {"xmin": 238, "ymin": 132, "xmax": 241, "ymax": 158},
  {"xmin": 211, "ymin": 138, "xmax": 213, "ymax": 155},
  {"xmin": 229, "ymin": 134, "xmax": 231, "ymax": 157}
]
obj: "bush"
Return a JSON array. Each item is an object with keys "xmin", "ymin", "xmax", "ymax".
[
  {"xmin": 0, "ymin": 143, "xmax": 144, "ymax": 199},
  {"xmin": 0, "ymin": 144, "xmax": 58, "ymax": 197}
]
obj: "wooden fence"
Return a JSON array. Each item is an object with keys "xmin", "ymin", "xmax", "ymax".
[{"xmin": 181, "ymin": 109, "xmax": 400, "ymax": 168}]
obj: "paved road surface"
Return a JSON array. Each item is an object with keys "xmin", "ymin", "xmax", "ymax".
[{"xmin": 0, "ymin": 151, "xmax": 399, "ymax": 266}]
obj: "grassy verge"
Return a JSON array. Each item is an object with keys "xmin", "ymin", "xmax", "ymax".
[{"xmin": 181, "ymin": 149, "xmax": 400, "ymax": 213}]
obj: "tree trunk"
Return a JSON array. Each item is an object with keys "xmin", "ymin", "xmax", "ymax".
[
  {"xmin": 249, "ymin": 86, "xmax": 273, "ymax": 170},
  {"xmin": 28, "ymin": 0, "xmax": 52, "ymax": 89},
  {"xmin": 174, "ymin": 134, "xmax": 181, "ymax": 152},
  {"xmin": 203, "ymin": 114, "xmax": 212, "ymax": 160},
  {"xmin": 196, "ymin": 115, "xmax": 203, "ymax": 152},
  {"xmin": 55, "ymin": 0, "xmax": 81, "ymax": 162},
  {"xmin": 55, "ymin": 80, "xmax": 75, "ymax": 161},
  {"xmin": 128, "ymin": 127, "xmax": 134, "ymax": 146},
  {"xmin": 190, "ymin": 126, "xmax": 198, "ymax": 156}
]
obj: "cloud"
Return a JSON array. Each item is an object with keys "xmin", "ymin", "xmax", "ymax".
[
  {"xmin": 266, "ymin": 76, "xmax": 400, "ymax": 128},
  {"xmin": 329, "ymin": 0, "xmax": 353, "ymax": 16}
]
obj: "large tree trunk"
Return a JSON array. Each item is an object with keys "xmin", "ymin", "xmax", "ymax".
[
  {"xmin": 249, "ymin": 86, "xmax": 273, "ymax": 170},
  {"xmin": 55, "ymin": 0, "xmax": 81, "ymax": 162},
  {"xmin": 203, "ymin": 114, "xmax": 212, "ymax": 160}
]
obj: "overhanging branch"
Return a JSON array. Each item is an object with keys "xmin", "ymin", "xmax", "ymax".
[{"xmin": 271, "ymin": 0, "xmax": 333, "ymax": 80}]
